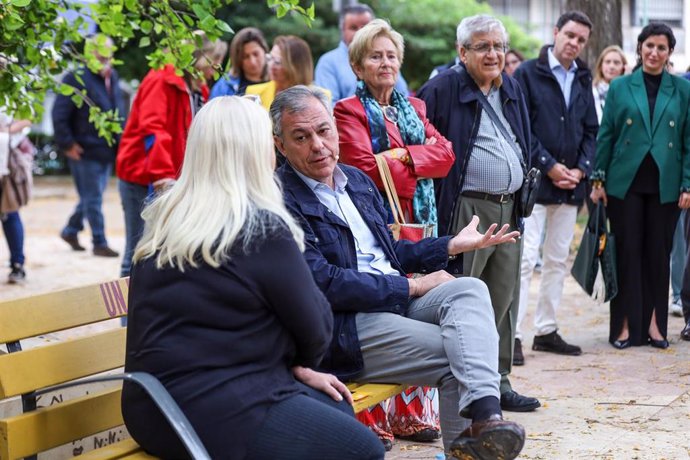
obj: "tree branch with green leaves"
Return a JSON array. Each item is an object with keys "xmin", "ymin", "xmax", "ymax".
[{"xmin": 0, "ymin": 0, "xmax": 313, "ymax": 144}]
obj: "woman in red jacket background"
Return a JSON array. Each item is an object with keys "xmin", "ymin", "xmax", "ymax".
[
  {"xmin": 333, "ymin": 19, "xmax": 455, "ymax": 449},
  {"xmin": 116, "ymin": 32, "xmax": 225, "ymax": 279}
]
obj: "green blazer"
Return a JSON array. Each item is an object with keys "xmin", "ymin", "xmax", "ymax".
[{"xmin": 594, "ymin": 69, "xmax": 690, "ymax": 203}]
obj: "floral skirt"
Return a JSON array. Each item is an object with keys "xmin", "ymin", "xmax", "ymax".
[{"xmin": 355, "ymin": 386, "xmax": 439, "ymax": 439}]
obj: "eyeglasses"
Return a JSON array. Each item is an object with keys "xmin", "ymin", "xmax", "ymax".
[
  {"xmin": 381, "ymin": 105, "xmax": 398, "ymax": 124},
  {"xmin": 464, "ymin": 42, "xmax": 507, "ymax": 55},
  {"xmin": 265, "ymin": 54, "xmax": 282, "ymax": 66}
]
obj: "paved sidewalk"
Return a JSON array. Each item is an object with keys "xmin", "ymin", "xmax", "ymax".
[{"xmin": 2, "ymin": 176, "xmax": 690, "ymax": 459}]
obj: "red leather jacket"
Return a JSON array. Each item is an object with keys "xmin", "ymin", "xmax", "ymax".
[
  {"xmin": 116, "ymin": 65, "xmax": 208, "ymax": 185},
  {"xmin": 334, "ymin": 96, "xmax": 454, "ymax": 221}
]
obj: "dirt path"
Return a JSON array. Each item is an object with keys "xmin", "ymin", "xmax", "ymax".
[{"xmin": 2, "ymin": 176, "xmax": 689, "ymax": 459}]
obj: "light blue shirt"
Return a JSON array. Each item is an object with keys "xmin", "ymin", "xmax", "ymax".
[
  {"xmin": 294, "ymin": 166, "xmax": 398, "ymax": 276},
  {"xmin": 314, "ymin": 41, "xmax": 409, "ymax": 104},
  {"xmin": 547, "ymin": 47, "xmax": 578, "ymax": 108}
]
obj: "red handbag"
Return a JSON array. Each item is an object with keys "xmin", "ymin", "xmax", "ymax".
[{"xmin": 374, "ymin": 155, "xmax": 434, "ymax": 242}]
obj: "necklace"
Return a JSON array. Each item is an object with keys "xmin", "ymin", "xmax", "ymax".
[{"xmin": 381, "ymin": 104, "xmax": 399, "ymax": 124}]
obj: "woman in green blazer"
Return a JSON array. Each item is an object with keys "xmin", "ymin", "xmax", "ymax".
[{"xmin": 591, "ymin": 23, "xmax": 690, "ymax": 350}]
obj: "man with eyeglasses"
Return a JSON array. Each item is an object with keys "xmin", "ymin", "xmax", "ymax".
[
  {"xmin": 418, "ymin": 14, "xmax": 540, "ymax": 413},
  {"xmin": 512, "ymin": 11, "xmax": 597, "ymax": 365},
  {"xmin": 314, "ymin": 4, "xmax": 408, "ymax": 103}
]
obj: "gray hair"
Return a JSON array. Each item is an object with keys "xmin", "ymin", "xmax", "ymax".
[
  {"xmin": 456, "ymin": 14, "xmax": 508, "ymax": 47},
  {"xmin": 269, "ymin": 85, "xmax": 332, "ymax": 138},
  {"xmin": 339, "ymin": 4, "xmax": 375, "ymax": 31}
]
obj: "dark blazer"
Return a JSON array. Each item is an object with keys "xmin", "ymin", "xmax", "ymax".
[
  {"xmin": 122, "ymin": 224, "xmax": 332, "ymax": 459},
  {"xmin": 278, "ymin": 162, "xmax": 453, "ymax": 380},
  {"xmin": 594, "ymin": 69, "xmax": 690, "ymax": 203},
  {"xmin": 52, "ymin": 67, "xmax": 125, "ymax": 163},
  {"xmin": 513, "ymin": 46, "xmax": 598, "ymax": 205},
  {"xmin": 417, "ymin": 63, "xmax": 532, "ymax": 235}
]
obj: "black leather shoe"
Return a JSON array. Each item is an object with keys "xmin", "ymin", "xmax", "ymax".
[
  {"xmin": 532, "ymin": 330, "xmax": 582, "ymax": 355},
  {"xmin": 513, "ymin": 338, "xmax": 524, "ymax": 366},
  {"xmin": 500, "ymin": 390, "xmax": 540, "ymax": 412},
  {"xmin": 611, "ymin": 338, "xmax": 631, "ymax": 349},
  {"xmin": 449, "ymin": 414, "xmax": 525, "ymax": 460},
  {"xmin": 648, "ymin": 337, "xmax": 669, "ymax": 349},
  {"xmin": 681, "ymin": 321, "xmax": 690, "ymax": 341},
  {"xmin": 380, "ymin": 438, "xmax": 393, "ymax": 452},
  {"xmin": 396, "ymin": 427, "xmax": 441, "ymax": 442}
]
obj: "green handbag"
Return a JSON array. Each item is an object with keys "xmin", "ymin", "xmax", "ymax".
[{"xmin": 571, "ymin": 202, "xmax": 618, "ymax": 302}]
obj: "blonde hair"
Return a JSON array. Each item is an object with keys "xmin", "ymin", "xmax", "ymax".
[
  {"xmin": 192, "ymin": 30, "xmax": 228, "ymax": 71},
  {"xmin": 274, "ymin": 35, "xmax": 314, "ymax": 87},
  {"xmin": 133, "ymin": 96, "xmax": 304, "ymax": 270},
  {"xmin": 349, "ymin": 19, "xmax": 405, "ymax": 70},
  {"xmin": 593, "ymin": 45, "xmax": 627, "ymax": 86}
]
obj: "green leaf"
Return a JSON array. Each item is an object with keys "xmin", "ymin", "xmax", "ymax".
[
  {"xmin": 139, "ymin": 36, "xmax": 150, "ymax": 48},
  {"xmin": 216, "ymin": 19, "xmax": 233, "ymax": 34},
  {"xmin": 57, "ymin": 84, "xmax": 75, "ymax": 96},
  {"xmin": 200, "ymin": 15, "xmax": 216, "ymax": 31},
  {"xmin": 10, "ymin": 0, "xmax": 32, "ymax": 7},
  {"xmin": 140, "ymin": 20, "xmax": 153, "ymax": 34},
  {"xmin": 191, "ymin": 4, "xmax": 210, "ymax": 20},
  {"xmin": 276, "ymin": 4, "xmax": 288, "ymax": 18}
]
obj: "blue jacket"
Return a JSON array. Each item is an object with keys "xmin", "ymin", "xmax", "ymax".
[
  {"xmin": 278, "ymin": 163, "xmax": 453, "ymax": 380},
  {"xmin": 52, "ymin": 67, "xmax": 125, "ymax": 163},
  {"xmin": 513, "ymin": 46, "xmax": 598, "ymax": 205},
  {"xmin": 417, "ymin": 63, "xmax": 532, "ymax": 236}
]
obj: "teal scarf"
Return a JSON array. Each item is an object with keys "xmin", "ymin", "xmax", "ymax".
[{"xmin": 355, "ymin": 81, "xmax": 437, "ymax": 231}]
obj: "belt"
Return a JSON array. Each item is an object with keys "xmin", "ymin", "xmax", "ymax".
[{"xmin": 462, "ymin": 191, "xmax": 514, "ymax": 204}]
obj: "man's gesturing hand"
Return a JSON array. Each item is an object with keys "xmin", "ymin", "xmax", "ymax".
[{"xmin": 448, "ymin": 215, "xmax": 519, "ymax": 255}]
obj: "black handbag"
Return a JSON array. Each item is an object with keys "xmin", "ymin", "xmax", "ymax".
[
  {"xmin": 571, "ymin": 202, "xmax": 618, "ymax": 302},
  {"xmin": 516, "ymin": 167, "xmax": 541, "ymax": 218}
]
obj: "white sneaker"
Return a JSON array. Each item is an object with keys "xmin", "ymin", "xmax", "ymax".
[{"xmin": 670, "ymin": 299, "xmax": 683, "ymax": 317}]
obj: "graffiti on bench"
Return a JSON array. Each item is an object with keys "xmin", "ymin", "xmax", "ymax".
[
  {"xmin": 9, "ymin": 385, "xmax": 131, "ymax": 459},
  {"xmin": 100, "ymin": 280, "xmax": 127, "ymax": 318}
]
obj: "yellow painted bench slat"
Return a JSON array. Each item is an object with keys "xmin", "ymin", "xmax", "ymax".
[
  {"xmin": 0, "ymin": 278, "xmax": 128, "ymax": 343},
  {"xmin": 347, "ymin": 383, "xmax": 407, "ymax": 413},
  {"xmin": 0, "ymin": 328, "xmax": 125, "ymax": 398},
  {"xmin": 77, "ymin": 438, "xmax": 155, "ymax": 460},
  {"xmin": 0, "ymin": 388, "xmax": 123, "ymax": 460}
]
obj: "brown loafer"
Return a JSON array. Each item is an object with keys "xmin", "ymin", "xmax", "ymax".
[
  {"xmin": 60, "ymin": 233, "xmax": 85, "ymax": 251},
  {"xmin": 449, "ymin": 414, "xmax": 525, "ymax": 460},
  {"xmin": 93, "ymin": 246, "xmax": 120, "ymax": 257}
]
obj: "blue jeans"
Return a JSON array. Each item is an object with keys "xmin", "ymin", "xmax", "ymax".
[
  {"xmin": 1, "ymin": 212, "xmax": 24, "ymax": 265},
  {"xmin": 671, "ymin": 210, "xmax": 686, "ymax": 300},
  {"xmin": 245, "ymin": 383, "xmax": 384, "ymax": 460},
  {"xmin": 118, "ymin": 179, "xmax": 149, "ymax": 277},
  {"xmin": 62, "ymin": 158, "xmax": 112, "ymax": 247}
]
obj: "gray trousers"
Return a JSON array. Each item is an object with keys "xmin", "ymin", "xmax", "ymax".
[{"xmin": 354, "ymin": 277, "xmax": 500, "ymax": 452}]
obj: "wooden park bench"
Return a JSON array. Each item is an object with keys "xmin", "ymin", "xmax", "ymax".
[{"xmin": 0, "ymin": 278, "xmax": 406, "ymax": 459}]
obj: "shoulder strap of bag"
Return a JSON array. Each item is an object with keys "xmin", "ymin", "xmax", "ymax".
[
  {"xmin": 374, "ymin": 154, "xmax": 406, "ymax": 225},
  {"xmin": 451, "ymin": 65, "xmax": 525, "ymax": 172}
]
